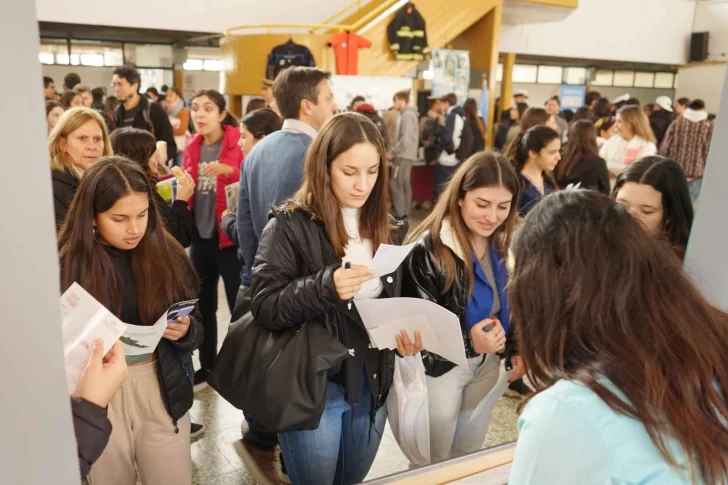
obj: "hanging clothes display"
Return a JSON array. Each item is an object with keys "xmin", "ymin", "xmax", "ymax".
[
  {"xmin": 328, "ymin": 31, "xmax": 372, "ymax": 75},
  {"xmin": 386, "ymin": 2, "xmax": 429, "ymax": 61},
  {"xmin": 266, "ymin": 39, "xmax": 316, "ymax": 80}
]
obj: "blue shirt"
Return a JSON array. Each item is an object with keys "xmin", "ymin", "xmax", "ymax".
[
  {"xmin": 236, "ymin": 125, "xmax": 314, "ymax": 285},
  {"xmin": 510, "ymin": 379, "xmax": 703, "ymax": 485},
  {"xmin": 463, "ymin": 243, "xmax": 510, "ymax": 335},
  {"xmin": 518, "ymin": 173, "xmax": 554, "ymax": 217}
]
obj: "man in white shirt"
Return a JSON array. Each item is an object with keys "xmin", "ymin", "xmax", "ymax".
[{"xmin": 434, "ymin": 93, "xmax": 465, "ymax": 200}]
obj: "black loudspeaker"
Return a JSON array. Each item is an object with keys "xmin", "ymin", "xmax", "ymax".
[{"xmin": 690, "ymin": 32, "xmax": 709, "ymax": 62}]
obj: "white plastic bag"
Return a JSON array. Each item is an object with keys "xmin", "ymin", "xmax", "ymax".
[{"xmin": 387, "ymin": 353, "xmax": 430, "ymax": 466}]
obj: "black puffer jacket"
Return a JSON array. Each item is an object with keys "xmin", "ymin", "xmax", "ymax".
[
  {"xmin": 402, "ymin": 223, "xmax": 516, "ymax": 378},
  {"xmin": 251, "ymin": 208, "xmax": 407, "ymax": 409},
  {"xmin": 72, "ymin": 397, "xmax": 111, "ymax": 477}
]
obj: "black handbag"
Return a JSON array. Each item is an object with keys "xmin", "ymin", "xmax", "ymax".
[{"xmin": 208, "ymin": 309, "xmax": 349, "ymax": 432}]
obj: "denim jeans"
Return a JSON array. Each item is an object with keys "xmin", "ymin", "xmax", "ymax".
[
  {"xmin": 433, "ymin": 163, "xmax": 458, "ymax": 201},
  {"xmin": 688, "ymin": 177, "xmax": 703, "ymax": 204},
  {"xmin": 278, "ymin": 375, "xmax": 387, "ymax": 485}
]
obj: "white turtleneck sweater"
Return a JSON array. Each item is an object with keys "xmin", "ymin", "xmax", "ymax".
[{"xmin": 341, "ymin": 207, "xmax": 382, "ymax": 300}]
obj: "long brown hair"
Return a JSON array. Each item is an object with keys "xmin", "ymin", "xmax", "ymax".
[
  {"xmin": 554, "ymin": 120, "xmax": 599, "ymax": 183},
  {"xmin": 282, "ymin": 112, "xmax": 391, "ymax": 257},
  {"xmin": 504, "ymin": 107, "xmax": 550, "ymax": 162},
  {"xmin": 618, "ymin": 104, "xmax": 657, "ymax": 143},
  {"xmin": 58, "ymin": 157, "xmax": 198, "ymax": 324},
  {"xmin": 110, "ymin": 127, "xmax": 158, "ymax": 181},
  {"xmin": 511, "ymin": 190, "xmax": 728, "ymax": 484},
  {"xmin": 463, "ymin": 98, "xmax": 485, "ymax": 139},
  {"xmin": 406, "ymin": 151, "xmax": 520, "ymax": 295}
]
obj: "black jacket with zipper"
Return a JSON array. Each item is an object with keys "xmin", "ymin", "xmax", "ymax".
[
  {"xmin": 72, "ymin": 397, "xmax": 111, "ymax": 477},
  {"xmin": 69, "ymin": 245, "xmax": 203, "ymax": 431},
  {"xmin": 402, "ymin": 228, "xmax": 517, "ymax": 378},
  {"xmin": 250, "ymin": 208, "xmax": 407, "ymax": 409},
  {"xmin": 52, "ymin": 169, "xmax": 80, "ymax": 230}
]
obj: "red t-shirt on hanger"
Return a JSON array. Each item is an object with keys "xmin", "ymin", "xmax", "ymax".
[{"xmin": 328, "ymin": 32, "xmax": 372, "ymax": 75}]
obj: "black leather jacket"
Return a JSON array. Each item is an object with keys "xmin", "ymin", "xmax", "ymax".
[
  {"xmin": 403, "ymin": 229, "xmax": 516, "ymax": 378},
  {"xmin": 251, "ymin": 208, "xmax": 407, "ymax": 410}
]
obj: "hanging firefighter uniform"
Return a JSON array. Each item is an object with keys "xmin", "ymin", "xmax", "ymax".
[{"xmin": 386, "ymin": 2, "xmax": 429, "ymax": 61}]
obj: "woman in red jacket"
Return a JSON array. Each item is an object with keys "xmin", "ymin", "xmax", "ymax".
[{"xmin": 183, "ymin": 90, "xmax": 242, "ymax": 387}]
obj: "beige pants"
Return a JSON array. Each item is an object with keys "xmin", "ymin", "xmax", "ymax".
[{"xmin": 88, "ymin": 359, "xmax": 192, "ymax": 485}]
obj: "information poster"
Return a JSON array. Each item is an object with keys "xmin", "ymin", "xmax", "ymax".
[
  {"xmin": 431, "ymin": 49, "xmax": 471, "ymax": 105},
  {"xmin": 558, "ymin": 85, "xmax": 586, "ymax": 111}
]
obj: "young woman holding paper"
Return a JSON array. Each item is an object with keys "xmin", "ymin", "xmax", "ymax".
[
  {"xmin": 403, "ymin": 151, "xmax": 526, "ymax": 464},
  {"xmin": 58, "ymin": 157, "xmax": 202, "ymax": 485},
  {"xmin": 250, "ymin": 112, "xmax": 422, "ymax": 485},
  {"xmin": 182, "ymin": 89, "xmax": 242, "ymax": 388},
  {"xmin": 508, "ymin": 190, "xmax": 728, "ymax": 484}
]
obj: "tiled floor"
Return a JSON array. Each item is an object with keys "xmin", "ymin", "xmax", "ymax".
[{"xmin": 188, "ymin": 282, "xmax": 520, "ymax": 485}]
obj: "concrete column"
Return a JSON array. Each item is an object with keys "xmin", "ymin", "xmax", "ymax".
[
  {"xmin": 0, "ymin": 2, "xmax": 80, "ymax": 484},
  {"xmin": 684, "ymin": 69, "xmax": 728, "ymax": 310},
  {"xmin": 499, "ymin": 53, "xmax": 516, "ymax": 113}
]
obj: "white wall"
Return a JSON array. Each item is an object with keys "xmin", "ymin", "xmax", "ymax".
[
  {"xmin": 676, "ymin": 63, "xmax": 728, "ymax": 113},
  {"xmin": 1, "ymin": 2, "xmax": 80, "ymax": 484},
  {"xmin": 675, "ymin": 0, "xmax": 728, "ymax": 112},
  {"xmin": 44, "ymin": 65, "xmax": 115, "ymax": 92},
  {"xmin": 35, "ymin": 0, "xmax": 353, "ymax": 33},
  {"xmin": 499, "ymin": 0, "xmax": 695, "ymax": 65}
]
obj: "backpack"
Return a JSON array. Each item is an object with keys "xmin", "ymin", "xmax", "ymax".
[
  {"xmin": 456, "ymin": 120, "xmax": 480, "ymax": 162},
  {"xmin": 422, "ymin": 117, "xmax": 447, "ymax": 164}
]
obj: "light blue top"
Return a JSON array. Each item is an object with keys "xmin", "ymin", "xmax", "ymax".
[{"xmin": 509, "ymin": 379, "xmax": 704, "ymax": 485}]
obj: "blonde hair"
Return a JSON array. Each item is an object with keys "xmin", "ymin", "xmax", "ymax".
[
  {"xmin": 73, "ymin": 84, "xmax": 91, "ymax": 94},
  {"xmin": 49, "ymin": 107, "xmax": 113, "ymax": 174},
  {"xmin": 618, "ymin": 105, "xmax": 656, "ymax": 144}
]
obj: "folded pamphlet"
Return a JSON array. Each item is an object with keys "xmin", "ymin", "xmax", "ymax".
[
  {"xmin": 60, "ymin": 283, "xmax": 128, "ymax": 394},
  {"xmin": 121, "ymin": 299, "xmax": 198, "ymax": 365},
  {"xmin": 225, "ymin": 183, "xmax": 239, "ymax": 214}
]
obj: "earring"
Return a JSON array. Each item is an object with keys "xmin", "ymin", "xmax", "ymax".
[{"xmin": 92, "ymin": 226, "xmax": 98, "ymax": 239}]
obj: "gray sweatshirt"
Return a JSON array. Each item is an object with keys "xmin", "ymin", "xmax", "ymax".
[{"xmin": 390, "ymin": 105, "xmax": 420, "ymax": 161}]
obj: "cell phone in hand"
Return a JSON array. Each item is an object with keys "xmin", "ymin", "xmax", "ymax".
[{"xmin": 482, "ymin": 322, "xmax": 494, "ymax": 332}]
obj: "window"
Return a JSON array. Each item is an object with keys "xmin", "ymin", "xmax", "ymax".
[
  {"xmin": 592, "ymin": 70, "xmax": 614, "ymax": 86},
  {"xmin": 634, "ymin": 72, "xmax": 655, "ymax": 88},
  {"xmin": 39, "ymin": 38, "xmax": 68, "ymax": 65},
  {"xmin": 70, "ymin": 40, "xmax": 123, "ymax": 67},
  {"xmin": 183, "ymin": 59, "xmax": 204, "ymax": 71},
  {"xmin": 512, "ymin": 64, "xmax": 537, "ymax": 83},
  {"xmin": 38, "ymin": 52, "xmax": 54, "ymax": 65},
  {"xmin": 537, "ymin": 66, "xmax": 563, "ymax": 84},
  {"xmin": 203, "ymin": 59, "xmax": 222, "ymax": 71},
  {"xmin": 613, "ymin": 71, "xmax": 635, "ymax": 87},
  {"xmin": 654, "ymin": 72, "xmax": 675, "ymax": 89},
  {"xmin": 563, "ymin": 67, "xmax": 586, "ymax": 85},
  {"xmin": 124, "ymin": 44, "xmax": 174, "ymax": 68}
]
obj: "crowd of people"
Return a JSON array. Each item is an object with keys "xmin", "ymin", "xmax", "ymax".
[{"xmin": 45, "ymin": 64, "xmax": 728, "ymax": 485}]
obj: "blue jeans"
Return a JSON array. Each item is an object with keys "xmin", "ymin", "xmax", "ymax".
[
  {"xmin": 434, "ymin": 164, "xmax": 458, "ymax": 201},
  {"xmin": 688, "ymin": 178, "xmax": 703, "ymax": 203},
  {"xmin": 278, "ymin": 375, "xmax": 387, "ymax": 485}
]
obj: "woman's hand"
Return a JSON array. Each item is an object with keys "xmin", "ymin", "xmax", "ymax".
[
  {"xmin": 395, "ymin": 330, "xmax": 422, "ymax": 356},
  {"xmin": 202, "ymin": 161, "xmax": 233, "ymax": 177},
  {"xmin": 164, "ymin": 316, "xmax": 191, "ymax": 341},
  {"xmin": 508, "ymin": 355, "xmax": 526, "ymax": 383},
  {"xmin": 333, "ymin": 264, "xmax": 376, "ymax": 301},
  {"xmin": 171, "ymin": 167, "xmax": 195, "ymax": 202},
  {"xmin": 470, "ymin": 318, "xmax": 506, "ymax": 355},
  {"xmin": 74, "ymin": 340, "xmax": 128, "ymax": 408}
]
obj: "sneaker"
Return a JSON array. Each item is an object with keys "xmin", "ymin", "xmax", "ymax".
[
  {"xmin": 193, "ymin": 369, "xmax": 209, "ymax": 392},
  {"xmin": 505, "ymin": 378, "xmax": 533, "ymax": 398},
  {"xmin": 190, "ymin": 422, "xmax": 205, "ymax": 439},
  {"xmin": 234, "ymin": 440, "xmax": 280, "ymax": 485}
]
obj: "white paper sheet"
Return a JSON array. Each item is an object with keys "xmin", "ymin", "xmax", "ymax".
[
  {"xmin": 60, "ymin": 283, "xmax": 128, "ymax": 394},
  {"xmin": 370, "ymin": 242, "xmax": 416, "ymax": 277},
  {"xmin": 121, "ymin": 300, "xmax": 197, "ymax": 365},
  {"xmin": 355, "ymin": 298, "xmax": 468, "ymax": 367}
]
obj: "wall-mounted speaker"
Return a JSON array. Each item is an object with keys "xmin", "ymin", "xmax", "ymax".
[{"xmin": 690, "ymin": 32, "xmax": 710, "ymax": 63}]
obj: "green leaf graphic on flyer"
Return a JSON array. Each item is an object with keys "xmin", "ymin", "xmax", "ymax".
[{"xmin": 120, "ymin": 336, "xmax": 150, "ymax": 349}]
